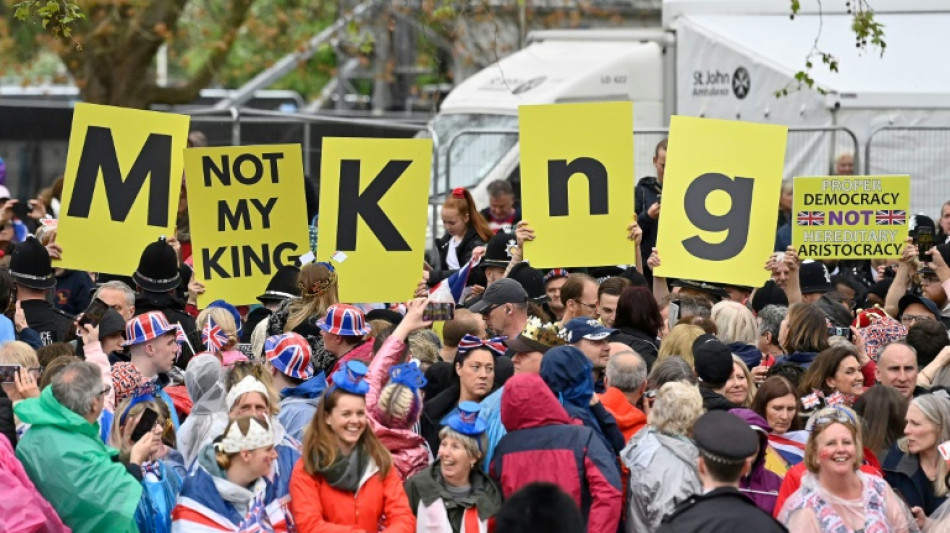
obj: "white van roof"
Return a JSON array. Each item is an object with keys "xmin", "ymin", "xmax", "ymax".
[{"xmin": 439, "ymin": 38, "xmax": 664, "ymax": 115}]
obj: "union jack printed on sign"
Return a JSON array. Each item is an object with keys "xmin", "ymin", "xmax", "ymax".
[
  {"xmin": 876, "ymin": 210, "xmax": 906, "ymax": 226},
  {"xmin": 797, "ymin": 211, "xmax": 825, "ymax": 226}
]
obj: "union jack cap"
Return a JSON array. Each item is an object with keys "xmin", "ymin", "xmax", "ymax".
[
  {"xmin": 543, "ymin": 268, "xmax": 570, "ymax": 285},
  {"xmin": 316, "ymin": 304, "xmax": 371, "ymax": 337},
  {"xmin": 265, "ymin": 333, "xmax": 313, "ymax": 380},
  {"xmin": 123, "ymin": 311, "xmax": 178, "ymax": 347},
  {"xmin": 446, "ymin": 400, "xmax": 487, "ymax": 437}
]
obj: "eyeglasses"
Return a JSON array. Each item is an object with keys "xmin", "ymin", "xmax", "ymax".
[
  {"xmin": 97, "ymin": 385, "xmax": 112, "ymax": 397},
  {"xmin": 643, "ymin": 389, "xmax": 658, "ymax": 402},
  {"xmin": 574, "ymin": 300, "xmax": 598, "ymax": 312},
  {"xmin": 479, "ymin": 304, "xmax": 501, "ymax": 317},
  {"xmin": 805, "ymin": 406, "xmax": 856, "ymax": 431},
  {"xmin": 901, "ymin": 314, "xmax": 934, "ymax": 326}
]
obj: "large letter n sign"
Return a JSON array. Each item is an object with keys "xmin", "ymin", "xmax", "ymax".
[
  {"xmin": 57, "ymin": 103, "xmax": 190, "ymax": 276},
  {"xmin": 317, "ymin": 138, "xmax": 432, "ymax": 303}
]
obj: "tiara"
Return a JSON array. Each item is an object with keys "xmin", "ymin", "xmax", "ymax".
[
  {"xmin": 521, "ymin": 316, "xmax": 568, "ymax": 348},
  {"xmin": 215, "ymin": 417, "xmax": 274, "ymax": 453},
  {"xmin": 300, "ymin": 271, "xmax": 338, "ymax": 297}
]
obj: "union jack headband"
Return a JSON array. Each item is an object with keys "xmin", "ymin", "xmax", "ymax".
[{"xmin": 457, "ymin": 335, "xmax": 507, "ymax": 358}]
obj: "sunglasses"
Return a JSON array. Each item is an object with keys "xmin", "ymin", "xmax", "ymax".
[{"xmin": 805, "ymin": 406, "xmax": 856, "ymax": 431}]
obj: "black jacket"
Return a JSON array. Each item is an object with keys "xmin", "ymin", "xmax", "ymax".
[
  {"xmin": 429, "ymin": 228, "xmax": 486, "ymax": 287},
  {"xmin": 134, "ymin": 292, "xmax": 197, "ymax": 335},
  {"xmin": 0, "ymin": 393, "xmax": 15, "ymax": 448},
  {"xmin": 699, "ymin": 385, "xmax": 738, "ymax": 412},
  {"xmin": 883, "ymin": 443, "xmax": 947, "ymax": 515},
  {"xmin": 20, "ymin": 298, "xmax": 75, "ymax": 346},
  {"xmin": 608, "ymin": 326, "xmax": 659, "ymax": 370},
  {"xmin": 657, "ymin": 487, "xmax": 788, "ymax": 533},
  {"xmin": 635, "ymin": 176, "xmax": 662, "ymax": 283}
]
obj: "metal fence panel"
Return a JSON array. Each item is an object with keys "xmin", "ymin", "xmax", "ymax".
[{"xmin": 866, "ymin": 126, "xmax": 950, "ymax": 220}]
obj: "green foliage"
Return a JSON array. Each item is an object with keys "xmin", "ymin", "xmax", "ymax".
[
  {"xmin": 11, "ymin": 0, "xmax": 83, "ymax": 40},
  {"xmin": 778, "ymin": 0, "xmax": 886, "ymax": 97}
]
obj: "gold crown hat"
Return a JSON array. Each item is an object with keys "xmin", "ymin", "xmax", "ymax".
[
  {"xmin": 506, "ymin": 316, "xmax": 568, "ymax": 354},
  {"xmin": 215, "ymin": 416, "xmax": 275, "ymax": 454}
]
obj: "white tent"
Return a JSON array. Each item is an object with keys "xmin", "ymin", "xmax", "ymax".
[{"xmin": 667, "ymin": 0, "xmax": 950, "ymax": 216}]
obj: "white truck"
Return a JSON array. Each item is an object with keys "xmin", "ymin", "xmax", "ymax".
[{"xmin": 425, "ymin": 0, "xmax": 950, "ymax": 248}]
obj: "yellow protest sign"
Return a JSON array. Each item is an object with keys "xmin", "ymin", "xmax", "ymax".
[
  {"xmin": 654, "ymin": 116, "xmax": 787, "ymax": 287},
  {"xmin": 58, "ymin": 103, "xmax": 190, "ymax": 275},
  {"xmin": 519, "ymin": 102, "xmax": 635, "ymax": 268},
  {"xmin": 792, "ymin": 175, "xmax": 909, "ymax": 259},
  {"xmin": 184, "ymin": 145, "xmax": 309, "ymax": 306},
  {"xmin": 317, "ymin": 138, "xmax": 432, "ymax": 303}
]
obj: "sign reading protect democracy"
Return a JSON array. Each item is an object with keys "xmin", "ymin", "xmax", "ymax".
[
  {"xmin": 792, "ymin": 175, "xmax": 910, "ymax": 259},
  {"xmin": 58, "ymin": 103, "xmax": 190, "ymax": 275},
  {"xmin": 184, "ymin": 145, "xmax": 309, "ymax": 306}
]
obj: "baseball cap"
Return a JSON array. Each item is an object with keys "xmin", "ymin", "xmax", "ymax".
[
  {"xmin": 468, "ymin": 278, "xmax": 528, "ymax": 314},
  {"xmin": 562, "ymin": 317, "xmax": 616, "ymax": 343}
]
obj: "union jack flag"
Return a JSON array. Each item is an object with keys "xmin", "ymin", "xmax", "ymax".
[
  {"xmin": 825, "ymin": 391, "xmax": 853, "ymax": 407},
  {"xmin": 236, "ymin": 494, "xmax": 275, "ymax": 533},
  {"xmin": 797, "ymin": 211, "xmax": 825, "ymax": 226},
  {"xmin": 876, "ymin": 210, "xmax": 906, "ymax": 225},
  {"xmin": 202, "ymin": 316, "xmax": 229, "ymax": 353},
  {"xmin": 801, "ymin": 390, "xmax": 822, "ymax": 410}
]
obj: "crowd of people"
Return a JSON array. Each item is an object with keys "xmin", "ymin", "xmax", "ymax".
[{"xmin": 4, "ymin": 136, "xmax": 950, "ymax": 533}]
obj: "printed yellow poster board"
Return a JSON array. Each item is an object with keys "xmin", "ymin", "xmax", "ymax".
[
  {"xmin": 654, "ymin": 116, "xmax": 787, "ymax": 287},
  {"xmin": 58, "ymin": 103, "xmax": 190, "ymax": 275},
  {"xmin": 792, "ymin": 175, "xmax": 909, "ymax": 259},
  {"xmin": 184, "ymin": 145, "xmax": 309, "ymax": 306},
  {"xmin": 519, "ymin": 102, "xmax": 635, "ymax": 268},
  {"xmin": 317, "ymin": 138, "xmax": 432, "ymax": 303}
]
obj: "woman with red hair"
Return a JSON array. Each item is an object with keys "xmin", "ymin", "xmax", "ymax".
[{"xmin": 429, "ymin": 188, "xmax": 493, "ymax": 287}]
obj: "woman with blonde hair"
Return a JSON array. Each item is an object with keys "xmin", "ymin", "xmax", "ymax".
[
  {"xmin": 885, "ymin": 392, "xmax": 950, "ymax": 517},
  {"xmin": 0, "ymin": 341, "xmax": 41, "ymax": 438},
  {"xmin": 712, "ymin": 300, "xmax": 763, "ymax": 369},
  {"xmin": 265, "ymin": 262, "xmax": 339, "ymax": 373},
  {"xmin": 656, "ymin": 323, "xmax": 704, "ymax": 367},
  {"xmin": 725, "ymin": 355, "xmax": 757, "ymax": 408},
  {"xmin": 778, "ymin": 406, "xmax": 918, "ymax": 532},
  {"xmin": 111, "ymin": 394, "xmax": 182, "ymax": 533},
  {"xmin": 172, "ymin": 415, "xmax": 289, "ymax": 531},
  {"xmin": 196, "ymin": 306, "xmax": 244, "ymax": 366},
  {"xmin": 367, "ymin": 298, "xmax": 432, "ymax": 480},
  {"xmin": 289, "ymin": 361, "xmax": 416, "ymax": 532}
]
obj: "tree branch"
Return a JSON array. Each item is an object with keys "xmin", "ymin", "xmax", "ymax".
[{"xmin": 146, "ymin": 0, "xmax": 253, "ymax": 105}]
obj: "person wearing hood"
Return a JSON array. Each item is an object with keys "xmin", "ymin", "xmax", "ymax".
[
  {"xmin": 15, "ymin": 361, "xmax": 153, "ymax": 533},
  {"xmin": 289, "ymin": 361, "xmax": 416, "ymax": 532},
  {"xmin": 405, "ymin": 402, "xmax": 503, "ymax": 532},
  {"xmin": 367, "ymin": 298, "xmax": 432, "ymax": 480},
  {"xmin": 111, "ymin": 393, "xmax": 183, "ymax": 533},
  {"xmin": 658, "ymin": 410, "xmax": 787, "ymax": 533},
  {"xmin": 263, "ymin": 332, "xmax": 327, "ymax": 442},
  {"xmin": 319, "ymin": 304, "xmax": 375, "ymax": 379},
  {"xmin": 490, "ymin": 373, "xmax": 622, "ymax": 533},
  {"xmin": 132, "ymin": 238, "xmax": 197, "ymax": 344},
  {"xmin": 712, "ymin": 300, "xmax": 764, "ymax": 369},
  {"xmin": 773, "ymin": 303, "xmax": 830, "ymax": 369},
  {"xmin": 0, "ymin": 433, "xmax": 71, "ymax": 533},
  {"xmin": 694, "ymin": 334, "xmax": 742, "ymax": 411},
  {"xmin": 729, "ymin": 408, "xmax": 785, "ymax": 514},
  {"xmin": 422, "ymin": 335, "xmax": 501, "ymax": 454},
  {"xmin": 172, "ymin": 415, "xmax": 290, "ymax": 531},
  {"xmin": 621, "ymin": 381, "xmax": 703, "ymax": 533},
  {"xmin": 177, "ymin": 353, "xmax": 229, "ymax": 467},
  {"xmin": 540, "ymin": 345, "xmax": 626, "ymax": 454}
]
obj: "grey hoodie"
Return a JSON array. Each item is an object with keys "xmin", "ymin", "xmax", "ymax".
[{"xmin": 196, "ymin": 444, "xmax": 266, "ymax": 517}]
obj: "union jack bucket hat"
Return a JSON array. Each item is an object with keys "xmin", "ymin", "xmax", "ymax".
[
  {"xmin": 124, "ymin": 311, "xmax": 178, "ymax": 347},
  {"xmin": 316, "ymin": 304, "xmax": 371, "ymax": 337},
  {"xmin": 264, "ymin": 333, "xmax": 313, "ymax": 380}
]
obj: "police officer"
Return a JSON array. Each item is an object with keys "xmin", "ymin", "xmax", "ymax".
[
  {"xmin": 132, "ymin": 237, "xmax": 197, "ymax": 353},
  {"xmin": 11, "ymin": 236, "xmax": 74, "ymax": 346},
  {"xmin": 657, "ymin": 411, "xmax": 787, "ymax": 533}
]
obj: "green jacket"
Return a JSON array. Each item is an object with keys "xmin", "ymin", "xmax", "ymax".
[
  {"xmin": 404, "ymin": 460, "xmax": 503, "ymax": 533},
  {"xmin": 14, "ymin": 386, "xmax": 141, "ymax": 533}
]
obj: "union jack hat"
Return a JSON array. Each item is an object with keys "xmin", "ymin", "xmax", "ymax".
[
  {"xmin": 123, "ymin": 311, "xmax": 179, "ymax": 347},
  {"xmin": 264, "ymin": 333, "xmax": 314, "ymax": 380},
  {"xmin": 543, "ymin": 268, "xmax": 570, "ymax": 285},
  {"xmin": 446, "ymin": 401, "xmax": 487, "ymax": 437},
  {"xmin": 316, "ymin": 304, "xmax": 371, "ymax": 337}
]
